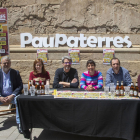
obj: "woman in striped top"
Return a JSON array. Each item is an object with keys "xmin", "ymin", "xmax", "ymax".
[{"xmin": 80, "ymin": 60, "xmax": 103, "ymax": 91}]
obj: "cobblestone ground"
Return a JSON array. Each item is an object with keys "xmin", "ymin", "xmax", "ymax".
[{"xmin": 0, "ymin": 105, "xmax": 43, "ymax": 140}]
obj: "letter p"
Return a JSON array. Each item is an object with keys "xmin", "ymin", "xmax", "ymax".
[
  {"xmin": 55, "ymin": 34, "xmax": 67, "ymax": 47},
  {"xmin": 20, "ymin": 33, "xmax": 32, "ymax": 47}
]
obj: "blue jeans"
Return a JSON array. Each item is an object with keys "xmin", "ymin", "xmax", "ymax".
[{"xmin": 0, "ymin": 95, "xmax": 20, "ymax": 124}]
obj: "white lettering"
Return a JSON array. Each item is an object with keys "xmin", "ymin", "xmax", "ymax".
[
  {"xmin": 67, "ymin": 36, "xmax": 79, "ymax": 47},
  {"xmin": 79, "ymin": 34, "xmax": 87, "ymax": 47},
  {"xmin": 113, "ymin": 36, "xmax": 124, "ymax": 48},
  {"xmin": 87, "ymin": 36, "xmax": 97, "ymax": 47},
  {"xmin": 98, "ymin": 37, "xmax": 105, "ymax": 48},
  {"xmin": 124, "ymin": 36, "xmax": 132, "ymax": 48},
  {"xmin": 106, "ymin": 37, "xmax": 114, "ymax": 48},
  {"xmin": 20, "ymin": 33, "xmax": 133, "ymax": 48},
  {"xmin": 55, "ymin": 34, "xmax": 67, "ymax": 47},
  {"xmin": 20, "ymin": 33, "xmax": 32, "ymax": 48},
  {"xmin": 32, "ymin": 37, "xmax": 44, "ymax": 48},
  {"xmin": 43, "ymin": 37, "xmax": 54, "ymax": 47}
]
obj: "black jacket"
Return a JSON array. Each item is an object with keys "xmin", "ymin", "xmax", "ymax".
[
  {"xmin": 0, "ymin": 68, "xmax": 23, "ymax": 96},
  {"xmin": 53, "ymin": 67, "xmax": 79, "ymax": 88}
]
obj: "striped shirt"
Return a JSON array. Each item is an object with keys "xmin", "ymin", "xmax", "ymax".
[{"xmin": 80, "ymin": 71, "xmax": 103, "ymax": 90}]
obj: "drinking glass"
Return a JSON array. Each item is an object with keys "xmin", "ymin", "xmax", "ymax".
[
  {"xmin": 104, "ymin": 86, "xmax": 109, "ymax": 97},
  {"xmin": 23, "ymin": 84, "xmax": 28, "ymax": 95},
  {"xmin": 45, "ymin": 85, "xmax": 49, "ymax": 94},
  {"xmin": 125, "ymin": 86, "xmax": 130, "ymax": 97},
  {"xmin": 110, "ymin": 86, "xmax": 115, "ymax": 98},
  {"xmin": 30, "ymin": 86, "xmax": 35, "ymax": 96},
  {"xmin": 110, "ymin": 83, "xmax": 114, "ymax": 87}
]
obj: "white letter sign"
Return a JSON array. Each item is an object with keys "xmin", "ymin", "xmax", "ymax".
[
  {"xmin": 20, "ymin": 33, "xmax": 32, "ymax": 48},
  {"xmin": 55, "ymin": 34, "xmax": 67, "ymax": 47},
  {"xmin": 20, "ymin": 33, "xmax": 132, "ymax": 48}
]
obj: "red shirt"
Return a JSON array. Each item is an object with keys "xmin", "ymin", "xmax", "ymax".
[{"xmin": 29, "ymin": 71, "xmax": 50, "ymax": 85}]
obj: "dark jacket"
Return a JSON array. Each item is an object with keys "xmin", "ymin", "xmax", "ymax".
[
  {"xmin": 0, "ymin": 68, "xmax": 23, "ymax": 96},
  {"xmin": 53, "ymin": 67, "xmax": 79, "ymax": 88}
]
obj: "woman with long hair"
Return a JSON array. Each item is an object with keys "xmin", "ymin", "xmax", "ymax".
[{"xmin": 29, "ymin": 58, "xmax": 50, "ymax": 85}]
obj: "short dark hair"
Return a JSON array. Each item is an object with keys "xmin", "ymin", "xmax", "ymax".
[
  {"xmin": 86, "ymin": 59, "xmax": 96, "ymax": 67},
  {"xmin": 110, "ymin": 57, "xmax": 120, "ymax": 66}
]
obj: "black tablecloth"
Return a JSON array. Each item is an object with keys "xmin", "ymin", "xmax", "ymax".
[{"xmin": 17, "ymin": 90, "xmax": 140, "ymax": 140}]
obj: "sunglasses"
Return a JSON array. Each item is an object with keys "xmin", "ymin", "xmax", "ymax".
[{"xmin": 64, "ymin": 62, "xmax": 72, "ymax": 65}]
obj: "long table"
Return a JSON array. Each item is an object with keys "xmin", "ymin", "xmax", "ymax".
[{"xmin": 17, "ymin": 89, "xmax": 140, "ymax": 140}]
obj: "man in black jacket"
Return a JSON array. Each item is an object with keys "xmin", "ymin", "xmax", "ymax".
[
  {"xmin": 0, "ymin": 56, "xmax": 23, "ymax": 134},
  {"xmin": 53, "ymin": 56, "xmax": 79, "ymax": 88}
]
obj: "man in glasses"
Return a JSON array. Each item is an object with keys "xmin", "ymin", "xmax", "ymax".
[
  {"xmin": 0, "ymin": 56, "xmax": 24, "ymax": 134},
  {"xmin": 53, "ymin": 56, "xmax": 79, "ymax": 88}
]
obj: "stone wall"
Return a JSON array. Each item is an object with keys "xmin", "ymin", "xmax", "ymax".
[{"xmin": 1, "ymin": 0, "xmax": 140, "ymax": 86}]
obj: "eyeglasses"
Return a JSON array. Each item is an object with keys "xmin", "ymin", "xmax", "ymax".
[{"xmin": 64, "ymin": 62, "xmax": 72, "ymax": 65}]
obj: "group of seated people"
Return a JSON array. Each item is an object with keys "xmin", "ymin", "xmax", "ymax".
[
  {"xmin": 29, "ymin": 56, "xmax": 134, "ymax": 90},
  {"xmin": 0, "ymin": 55, "xmax": 140, "ymax": 135}
]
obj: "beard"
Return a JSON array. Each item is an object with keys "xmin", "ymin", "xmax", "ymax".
[
  {"xmin": 65, "ymin": 67, "xmax": 70, "ymax": 70},
  {"xmin": 64, "ymin": 66, "xmax": 71, "ymax": 72},
  {"xmin": 2, "ymin": 67, "xmax": 10, "ymax": 73}
]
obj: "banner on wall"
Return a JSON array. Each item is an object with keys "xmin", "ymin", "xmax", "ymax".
[
  {"xmin": 0, "ymin": 8, "xmax": 9, "ymax": 64},
  {"xmin": 68, "ymin": 49, "xmax": 80, "ymax": 64},
  {"xmin": 103, "ymin": 49, "xmax": 115, "ymax": 65},
  {"xmin": 37, "ymin": 49, "xmax": 48, "ymax": 64}
]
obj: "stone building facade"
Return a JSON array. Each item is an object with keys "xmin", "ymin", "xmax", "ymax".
[{"xmin": 1, "ymin": 0, "xmax": 140, "ymax": 86}]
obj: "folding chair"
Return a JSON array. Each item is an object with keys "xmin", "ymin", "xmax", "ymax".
[{"xmin": 0, "ymin": 103, "xmax": 16, "ymax": 116}]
